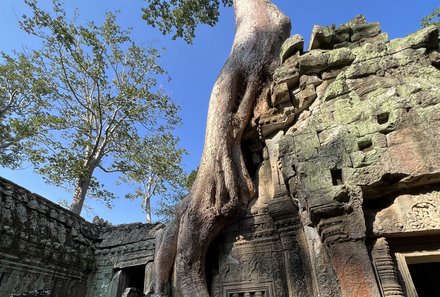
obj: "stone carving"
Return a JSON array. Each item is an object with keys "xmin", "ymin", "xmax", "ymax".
[
  {"xmin": 406, "ymin": 201, "xmax": 440, "ymax": 230},
  {"xmin": 371, "ymin": 238, "xmax": 405, "ymax": 297},
  {"xmin": 371, "ymin": 191, "xmax": 440, "ymax": 236}
]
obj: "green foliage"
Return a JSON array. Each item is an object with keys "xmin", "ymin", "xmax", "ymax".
[
  {"xmin": 185, "ymin": 166, "xmax": 198, "ymax": 189},
  {"xmin": 18, "ymin": 0, "xmax": 184, "ymax": 213},
  {"xmin": 142, "ymin": 0, "xmax": 232, "ymax": 43},
  {"xmin": 0, "ymin": 52, "xmax": 51, "ymax": 168},
  {"xmin": 422, "ymin": 7, "xmax": 440, "ymax": 29},
  {"xmin": 119, "ymin": 133, "xmax": 186, "ymax": 222},
  {"xmin": 154, "ymin": 167, "xmax": 197, "ymax": 223}
]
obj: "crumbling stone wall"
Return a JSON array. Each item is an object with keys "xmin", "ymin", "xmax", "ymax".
[
  {"xmin": 0, "ymin": 177, "xmax": 98, "ymax": 297},
  {"xmin": 0, "ymin": 177, "xmax": 160, "ymax": 297},
  {"xmin": 86, "ymin": 223, "xmax": 161, "ymax": 297},
  {"xmin": 211, "ymin": 15, "xmax": 440, "ymax": 297},
  {"xmin": 273, "ymin": 16, "xmax": 440, "ymax": 297}
]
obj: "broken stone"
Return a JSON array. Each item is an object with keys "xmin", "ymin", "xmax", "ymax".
[
  {"xmin": 308, "ymin": 24, "xmax": 336, "ymax": 51},
  {"xmin": 327, "ymin": 47, "xmax": 356, "ymax": 68},
  {"xmin": 273, "ymin": 54, "xmax": 300, "ymax": 88},
  {"xmin": 334, "ymin": 25, "xmax": 351, "ymax": 44},
  {"xmin": 344, "ymin": 14, "xmax": 367, "ymax": 27},
  {"xmin": 323, "ymin": 74, "xmax": 349, "ymax": 101},
  {"xmin": 299, "ymin": 50, "xmax": 329, "ymax": 74},
  {"xmin": 359, "ymin": 32, "xmax": 389, "ymax": 45},
  {"xmin": 296, "ymin": 84, "xmax": 317, "ymax": 112},
  {"xmin": 299, "ymin": 75, "xmax": 322, "ymax": 89},
  {"xmin": 280, "ymin": 34, "xmax": 304, "ymax": 63},
  {"xmin": 351, "ymin": 22, "xmax": 381, "ymax": 42},
  {"xmin": 388, "ymin": 25, "xmax": 439, "ymax": 51},
  {"xmin": 271, "ymin": 82, "xmax": 290, "ymax": 106}
]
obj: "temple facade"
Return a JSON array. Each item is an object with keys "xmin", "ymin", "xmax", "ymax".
[{"xmin": 1, "ymin": 17, "xmax": 440, "ymax": 297}]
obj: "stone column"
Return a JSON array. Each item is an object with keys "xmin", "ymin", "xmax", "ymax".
[
  {"xmin": 268, "ymin": 195, "xmax": 311, "ymax": 297},
  {"xmin": 316, "ymin": 214, "xmax": 381, "ymax": 297},
  {"xmin": 371, "ymin": 237, "xmax": 405, "ymax": 297}
]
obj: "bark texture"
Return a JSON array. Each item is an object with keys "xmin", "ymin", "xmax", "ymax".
[
  {"xmin": 150, "ymin": 1, "xmax": 291, "ymax": 296},
  {"xmin": 70, "ymin": 174, "xmax": 92, "ymax": 214}
]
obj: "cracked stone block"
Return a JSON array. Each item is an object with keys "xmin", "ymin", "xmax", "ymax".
[{"xmin": 280, "ymin": 34, "xmax": 304, "ymax": 63}]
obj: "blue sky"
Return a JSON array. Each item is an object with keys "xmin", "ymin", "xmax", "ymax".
[{"xmin": 0, "ymin": 0, "xmax": 438, "ymax": 224}]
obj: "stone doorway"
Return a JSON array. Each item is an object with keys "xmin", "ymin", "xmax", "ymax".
[
  {"xmin": 115, "ymin": 265, "xmax": 146, "ymax": 296},
  {"xmin": 408, "ymin": 262, "xmax": 440, "ymax": 297},
  {"xmin": 394, "ymin": 245, "xmax": 440, "ymax": 297}
]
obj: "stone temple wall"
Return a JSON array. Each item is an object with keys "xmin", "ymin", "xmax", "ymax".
[
  {"xmin": 2, "ymin": 16, "xmax": 440, "ymax": 297},
  {"xmin": 209, "ymin": 15, "xmax": 440, "ymax": 297},
  {"xmin": 86, "ymin": 223, "xmax": 161, "ymax": 297},
  {"xmin": 0, "ymin": 177, "xmax": 98, "ymax": 297},
  {"xmin": 0, "ymin": 177, "xmax": 160, "ymax": 297}
]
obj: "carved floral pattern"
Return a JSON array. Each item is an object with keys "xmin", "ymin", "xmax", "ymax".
[
  {"xmin": 372, "ymin": 191, "xmax": 440, "ymax": 235},
  {"xmin": 406, "ymin": 202, "xmax": 440, "ymax": 230}
]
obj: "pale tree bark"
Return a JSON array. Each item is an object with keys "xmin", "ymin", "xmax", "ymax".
[
  {"xmin": 149, "ymin": 1, "xmax": 290, "ymax": 296},
  {"xmin": 70, "ymin": 157, "xmax": 99, "ymax": 214},
  {"xmin": 70, "ymin": 174, "xmax": 92, "ymax": 214},
  {"xmin": 144, "ymin": 195, "xmax": 152, "ymax": 223}
]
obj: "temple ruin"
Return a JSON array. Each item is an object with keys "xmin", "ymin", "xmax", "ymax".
[{"xmin": 1, "ymin": 16, "xmax": 440, "ymax": 297}]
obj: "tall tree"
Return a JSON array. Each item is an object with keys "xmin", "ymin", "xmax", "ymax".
[
  {"xmin": 120, "ymin": 133, "xmax": 186, "ymax": 223},
  {"xmin": 20, "ymin": 0, "xmax": 182, "ymax": 215},
  {"xmin": 153, "ymin": 167, "xmax": 198, "ymax": 223},
  {"xmin": 144, "ymin": 0, "xmax": 291, "ymax": 296},
  {"xmin": 0, "ymin": 52, "xmax": 50, "ymax": 168}
]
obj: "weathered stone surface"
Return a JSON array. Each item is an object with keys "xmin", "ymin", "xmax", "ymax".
[
  {"xmin": 271, "ymin": 82, "xmax": 290, "ymax": 106},
  {"xmin": 308, "ymin": 24, "xmax": 335, "ymax": 51},
  {"xmin": 295, "ymin": 84, "xmax": 317, "ymax": 112},
  {"xmin": 299, "ymin": 74, "xmax": 322, "ymax": 88},
  {"xmin": 388, "ymin": 25, "xmax": 439, "ymax": 51},
  {"xmin": 351, "ymin": 22, "xmax": 381, "ymax": 42},
  {"xmin": 273, "ymin": 55, "xmax": 300, "ymax": 88},
  {"xmin": 299, "ymin": 49, "xmax": 329, "ymax": 74},
  {"xmin": 4, "ymin": 17, "xmax": 440, "ymax": 297},
  {"xmin": 280, "ymin": 34, "xmax": 304, "ymax": 63}
]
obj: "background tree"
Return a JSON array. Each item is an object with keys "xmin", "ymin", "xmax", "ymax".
[
  {"xmin": 143, "ymin": 0, "xmax": 291, "ymax": 296},
  {"xmin": 119, "ymin": 133, "xmax": 186, "ymax": 223},
  {"xmin": 142, "ymin": 0, "xmax": 233, "ymax": 43},
  {"xmin": 19, "ymin": 0, "xmax": 183, "ymax": 215},
  {"xmin": 422, "ymin": 7, "xmax": 440, "ymax": 29},
  {"xmin": 0, "ymin": 52, "xmax": 50, "ymax": 168},
  {"xmin": 154, "ymin": 167, "xmax": 198, "ymax": 223}
]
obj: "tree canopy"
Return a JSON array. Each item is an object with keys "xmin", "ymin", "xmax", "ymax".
[
  {"xmin": 0, "ymin": 52, "xmax": 50, "ymax": 168},
  {"xmin": 14, "ymin": 0, "xmax": 185, "ymax": 215},
  {"xmin": 422, "ymin": 7, "xmax": 440, "ymax": 29},
  {"xmin": 142, "ymin": 0, "xmax": 232, "ymax": 43}
]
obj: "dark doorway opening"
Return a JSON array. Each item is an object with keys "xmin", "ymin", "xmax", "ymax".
[
  {"xmin": 122, "ymin": 265, "xmax": 145, "ymax": 293},
  {"xmin": 408, "ymin": 262, "xmax": 440, "ymax": 297}
]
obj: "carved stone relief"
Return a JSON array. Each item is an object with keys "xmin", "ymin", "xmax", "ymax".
[
  {"xmin": 371, "ymin": 237, "xmax": 405, "ymax": 297},
  {"xmin": 372, "ymin": 191, "xmax": 440, "ymax": 236}
]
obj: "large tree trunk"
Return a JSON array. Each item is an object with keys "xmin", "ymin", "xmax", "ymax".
[
  {"xmin": 150, "ymin": 1, "xmax": 290, "ymax": 296},
  {"xmin": 70, "ymin": 174, "xmax": 92, "ymax": 214}
]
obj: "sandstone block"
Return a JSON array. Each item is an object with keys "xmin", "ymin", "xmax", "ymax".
[
  {"xmin": 299, "ymin": 50, "xmax": 329, "ymax": 74},
  {"xmin": 271, "ymin": 82, "xmax": 290, "ymax": 106},
  {"xmin": 273, "ymin": 57, "xmax": 300, "ymax": 88},
  {"xmin": 296, "ymin": 84, "xmax": 317, "ymax": 111},
  {"xmin": 389, "ymin": 25, "xmax": 439, "ymax": 51},
  {"xmin": 299, "ymin": 74, "xmax": 322, "ymax": 88},
  {"xmin": 351, "ymin": 22, "xmax": 381, "ymax": 42},
  {"xmin": 327, "ymin": 47, "xmax": 356, "ymax": 68},
  {"xmin": 280, "ymin": 34, "xmax": 304, "ymax": 63},
  {"xmin": 308, "ymin": 24, "xmax": 335, "ymax": 51}
]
